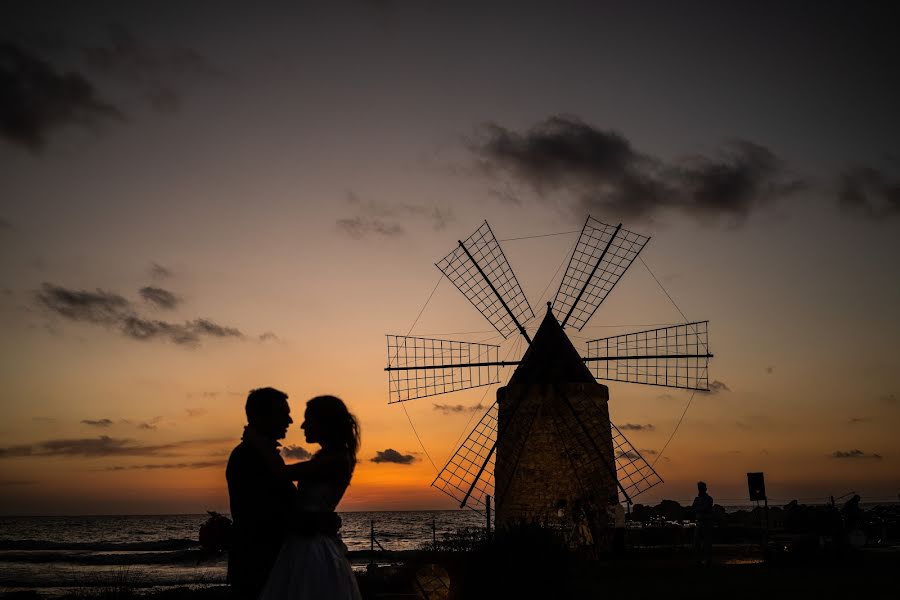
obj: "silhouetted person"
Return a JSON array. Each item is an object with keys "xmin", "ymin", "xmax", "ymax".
[
  {"xmin": 691, "ymin": 481, "xmax": 714, "ymax": 565},
  {"xmin": 259, "ymin": 395, "xmax": 362, "ymax": 600},
  {"xmin": 226, "ymin": 387, "xmax": 340, "ymax": 599}
]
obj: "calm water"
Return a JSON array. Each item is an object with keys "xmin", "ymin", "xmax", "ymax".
[{"xmin": 0, "ymin": 511, "xmax": 485, "ymax": 596}]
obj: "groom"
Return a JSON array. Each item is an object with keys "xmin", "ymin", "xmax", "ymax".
[{"xmin": 226, "ymin": 387, "xmax": 341, "ymax": 598}]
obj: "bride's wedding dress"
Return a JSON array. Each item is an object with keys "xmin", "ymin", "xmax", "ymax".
[{"xmin": 258, "ymin": 459, "xmax": 361, "ymax": 600}]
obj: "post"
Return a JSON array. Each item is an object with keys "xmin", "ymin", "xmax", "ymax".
[
  {"xmin": 764, "ymin": 497, "xmax": 770, "ymax": 553},
  {"xmin": 486, "ymin": 494, "xmax": 492, "ymax": 541}
]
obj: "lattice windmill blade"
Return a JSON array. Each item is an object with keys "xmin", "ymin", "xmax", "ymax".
[
  {"xmin": 552, "ymin": 216, "xmax": 650, "ymax": 330},
  {"xmin": 385, "ymin": 335, "xmax": 514, "ymax": 403},
  {"xmin": 431, "ymin": 401, "xmax": 498, "ymax": 511},
  {"xmin": 611, "ymin": 422, "xmax": 663, "ymax": 502},
  {"xmin": 436, "ymin": 221, "xmax": 535, "ymax": 342},
  {"xmin": 585, "ymin": 321, "xmax": 713, "ymax": 391}
]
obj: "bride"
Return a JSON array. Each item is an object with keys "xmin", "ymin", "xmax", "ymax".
[{"xmin": 259, "ymin": 395, "xmax": 362, "ymax": 600}]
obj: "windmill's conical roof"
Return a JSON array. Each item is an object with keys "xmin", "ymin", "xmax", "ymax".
[{"xmin": 508, "ymin": 304, "xmax": 596, "ymax": 384}]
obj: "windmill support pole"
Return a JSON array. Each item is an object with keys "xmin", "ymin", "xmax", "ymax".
[
  {"xmin": 385, "ymin": 353, "xmax": 714, "ymax": 372},
  {"xmin": 459, "ymin": 441, "xmax": 497, "ymax": 508},
  {"xmin": 559, "ymin": 391, "xmax": 631, "ymax": 505},
  {"xmin": 581, "ymin": 353, "xmax": 714, "ymax": 362},
  {"xmin": 385, "ymin": 360, "xmax": 521, "ymax": 371},
  {"xmin": 457, "ymin": 240, "xmax": 532, "ymax": 344},
  {"xmin": 562, "ymin": 223, "xmax": 622, "ymax": 329}
]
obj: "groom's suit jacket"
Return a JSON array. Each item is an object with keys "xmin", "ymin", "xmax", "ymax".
[{"xmin": 226, "ymin": 430, "xmax": 297, "ymax": 598}]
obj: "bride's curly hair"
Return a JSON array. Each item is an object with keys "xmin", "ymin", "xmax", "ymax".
[{"xmin": 306, "ymin": 395, "xmax": 361, "ymax": 465}]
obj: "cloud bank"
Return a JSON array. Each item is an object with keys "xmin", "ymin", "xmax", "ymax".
[
  {"xmin": 831, "ymin": 449, "xmax": 882, "ymax": 460},
  {"xmin": 470, "ymin": 116, "xmax": 803, "ymax": 226},
  {"xmin": 34, "ymin": 282, "xmax": 244, "ymax": 347},
  {"xmin": 838, "ymin": 167, "xmax": 900, "ymax": 219},
  {"xmin": 432, "ymin": 403, "xmax": 485, "ymax": 414},
  {"xmin": 336, "ymin": 191, "xmax": 453, "ymax": 239},
  {"xmin": 139, "ymin": 286, "xmax": 180, "ymax": 310},
  {"xmin": 0, "ymin": 436, "xmax": 181, "ymax": 458},
  {"xmin": 371, "ymin": 448, "xmax": 416, "ymax": 464},
  {"xmin": 281, "ymin": 445, "xmax": 312, "ymax": 460},
  {"xmin": 0, "ymin": 41, "xmax": 123, "ymax": 152},
  {"xmin": 618, "ymin": 423, "xmax": 655, "ymax": 431}
]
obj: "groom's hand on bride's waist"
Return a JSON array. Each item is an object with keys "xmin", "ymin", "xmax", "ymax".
[{"xmin": 288, "ymin": 511, "xmax": 342, "ymax": 536}]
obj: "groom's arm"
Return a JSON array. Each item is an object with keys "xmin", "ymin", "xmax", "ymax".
[{"xmin": 287, "ymin": 509, "xmax": 342, "ymax": 536}]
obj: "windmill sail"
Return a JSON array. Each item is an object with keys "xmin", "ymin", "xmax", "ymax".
[
  {"xmin": 585, "ymin": 321, "xmax": 712, "ymax": 391},
  {"xmin": 431, "ymin": 401, "xmax": 499, "ymax": 510},
  {"xmin": 436, "ymin": 221, "xmax": 535, "ymax": 341},
  {"xmin": 386, "ymin": 335, "xmax": 504, "ymax": 403},
  {"xmin": 611, "ymin": 421, "xmax": 663, "ymax": 501},
  {"xmin": 433, "ymin": 395, "xmax": 662, "ymax": 511},
  {"xmin": 552, "ymin": 216, "xmax": 650, "ymax": 330}
]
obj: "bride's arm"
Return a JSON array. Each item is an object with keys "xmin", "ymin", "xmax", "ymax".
[{"xmin": 283, "ymin": 452, "xmax": 348, "ymax": 482}]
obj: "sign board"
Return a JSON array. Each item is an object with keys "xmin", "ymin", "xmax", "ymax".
[{"xmin": 747, "ymin": 472, "xmax": 766, "ymax": 501}]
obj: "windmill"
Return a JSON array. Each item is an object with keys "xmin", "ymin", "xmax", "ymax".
[{"xmin": 384, "ymin": 216, "xmax": 712, "ymax": 545}]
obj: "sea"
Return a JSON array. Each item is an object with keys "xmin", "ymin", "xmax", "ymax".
[{"xmin": 0, "ymin": 511, "xmax": 485, "ymax": 596}]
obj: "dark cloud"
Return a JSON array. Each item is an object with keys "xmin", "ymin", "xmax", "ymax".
[
  {"xmin": 371, "ymin": 448, "xmax": 416, "ymax": 465},
  {"xmin": 137, "ymin": 417, "xmax": 163, "ymax": 430},
  {"xmin": 765, "ymin": 366, "xmax": 774, "ymax": 375},
  {"xmin": 831, "ymin": 449, "xmax": 882, "ymax": 460},
  {"xmin": 35, "ymin": 284, "xmax": 130, "ymax": 325},
  {"xmin": 616, "ymin": 449, "xmax": 642, "ymax": 460},
  {"xmin": 281, "ymin": 445, "xmax": 312, "ymax": 460},
  {"xmin": 0, "ymin": 436, "xmax": 183, "ymax": 458},
  {"xmin": 149, "ymin": 262, "xmax": 172, "ymax": 280},
  {"xmin": 848, "ymin": 417, "xmax": 871, "ymax": 425},
  {"xmin": 185, "ymin": 408, "xmax": 207, "ymax": 418},
  {"xmin": 0, "ymin": 480, "xmax": 38, "ymax": 486},
  {"xmin": 618, "ymin": 423, "xmax": 655, "ymax": 432},
  {"xmin": 670, "ymin": 140, "xmax": 804, "ymax": 224},
  {"xmin": 470, "ymin": 116, "xmax": 803, "ymax": 226},
  {"xmin": 1, "ymin": 23, "xmax": 220, "ymax": 152},
  {"xmin": 656, "ymin": 393, "xmax": 676, "ymax": 401},
  {"xmin": 139, "ymin": 286, "xmax": 180, "ymax": 310},
  {"xmin": 31, "ymin": 417, "xmax": 56, "ymax": 424},
  {"xmin": 34, "ymin": 282, "xmax": 244, "ymax": 347},
  {"xmin": 81, "ymin": 418, "xmax": 114, "ymax": 427},
  {"xmin": 336, "ymin": 191, "xmax": 453, "ymax": 239},
  {"xmin": 259, "ymin": 331, "xmax": 279, "ymax": 342},
  {"xmin": 432, "ymin": 403, "xmax": 484, "ymax": 414},
  {"xmin": 838, "ymin": 167, "xmax": 900, "ymax": 219},
  {"xmin": 336, "ymin": 217, "xmax": 405, "ymax": 239},
  {"xmin": 639, "ymin": 448, "xmax": 658, "ymax": 456},
  {"xmin": 191, "ymin": 318, "xmax": 241, "ymax": 338},
  {"xmin": 0, "ymin": 41, "xmax": 123, "ymax": 152},
  {"xmin": 879, "ymin": 393, "xmax": 896, "ymax": 406},
  {"xmin": 105, "ymin": 460, "xmax": 224, "ymax": 471},
  {"xmin": 81, "ymin": 24, "xmax": 221, "ymax": 115},
  {"xmin": 706, "ymin": 380, "xmax": 731, "ymax": 394}
]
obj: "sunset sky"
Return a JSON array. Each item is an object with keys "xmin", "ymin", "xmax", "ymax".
[{"xmin": 1, "ymin": 2, "xmax": 898, "ymax": 515}]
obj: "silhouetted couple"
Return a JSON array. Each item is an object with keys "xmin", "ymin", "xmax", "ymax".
[{"xmin": 226, "ymin": 387, "xmax": 362, "ymax": 600}]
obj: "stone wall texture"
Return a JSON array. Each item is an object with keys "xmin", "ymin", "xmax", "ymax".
[{"xmin": 495, "ymin": 382, "xmax": 617, "ymax": 546}]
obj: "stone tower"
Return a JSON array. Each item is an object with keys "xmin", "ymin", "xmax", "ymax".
[{"xmin": 494, "ymin": 307, "xmax": 617, "ymax": 545}]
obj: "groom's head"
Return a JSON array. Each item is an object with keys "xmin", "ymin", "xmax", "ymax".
[{"xmin": 245, "ymin": 387, "xmax": 292, "ymax": 440}]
